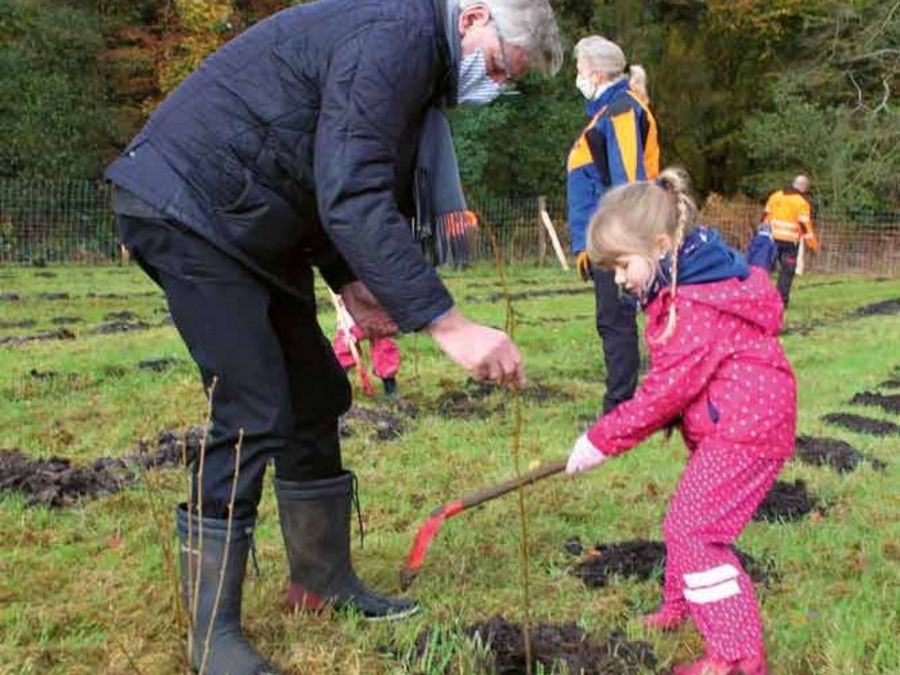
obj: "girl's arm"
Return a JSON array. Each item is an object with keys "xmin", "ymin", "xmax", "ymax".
[{"xmin": 587, "ymin": 299, "xmax": 723, "ymax": 455}]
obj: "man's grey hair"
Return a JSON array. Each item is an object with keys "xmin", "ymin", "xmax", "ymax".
[
  {"xmin": 459, "ymin": 0, "xmax": 564, "ymax": 76},
  {"xmin": 792, "ymin": 175, "xmax": 810, "ymax": 192}
]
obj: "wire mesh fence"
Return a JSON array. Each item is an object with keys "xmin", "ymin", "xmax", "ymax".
[{"xmin": 0, "ymin": 179, "xmax": 897, "ymax": 276}]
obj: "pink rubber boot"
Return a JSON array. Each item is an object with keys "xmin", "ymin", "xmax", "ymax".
[{"xmin": 673, "ymin": 653, "xmax": 767, "ymax": 675}]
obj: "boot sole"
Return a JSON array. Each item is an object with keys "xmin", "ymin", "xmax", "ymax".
[{"xmin": 362, "ymin": 603, "xmax": 421, "ymax": 623}]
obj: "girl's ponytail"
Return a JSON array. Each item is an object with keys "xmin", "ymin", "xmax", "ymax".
[
  {"xmin": 628, "ymin": 64, "xmax": 649, "ymax": 102},
  {"xmin": 654, "ymin": 168, "xmax": 697, "ymax": 343}
]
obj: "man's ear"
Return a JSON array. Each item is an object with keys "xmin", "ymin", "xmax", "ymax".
[{"xmin": 458, "ymin": 3, "xmax": 491, "ymax": 33}]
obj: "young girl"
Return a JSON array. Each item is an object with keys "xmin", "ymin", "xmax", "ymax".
[{"xmin": 566, "ymin": 168, "xmax": 796, "ymax": 675}]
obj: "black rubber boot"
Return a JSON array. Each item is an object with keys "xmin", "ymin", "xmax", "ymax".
[
  {"xmin": 177, "ymin": 505, "xmax": 281, "ymax": 675},
  {"xmin": 273, "ymin": 472, "xmax": 419, "ymax": 621},
  {"xmin": 382, "ymin": 377, "xmax": 398, "ymax": 397}
]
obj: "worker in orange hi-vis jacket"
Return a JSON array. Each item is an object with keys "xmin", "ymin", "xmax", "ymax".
[{"xmin": 762, "ymin": 175, "xmax": 819, "ymax": 307}]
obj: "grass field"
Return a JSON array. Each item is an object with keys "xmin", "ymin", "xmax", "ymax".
[{"xmin": 1, "ymin": 264, "xmax": 899, "ymax": 674}]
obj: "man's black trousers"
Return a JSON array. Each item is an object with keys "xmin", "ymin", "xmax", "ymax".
[
  {"xmin": 775, "ymin": 240, "xmax": 799, "ymax": 307},
  {"xmin": 592, "ymin": 267, "xmax": 639, "ymax": 414},
  {"xmin": 119, "ymin": 215, "xmax": 351, "ymax": 520}
]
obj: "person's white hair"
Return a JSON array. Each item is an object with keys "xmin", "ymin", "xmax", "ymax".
[
  {"xmin": 459, "ymin": 0, "xmax": 564, "ymax": 76},
  {"xmin": 574, "ymin": 36, "xmax": 649, "ymax": 102},
  {"xmin": 792, "ymin": 174, "xmax": 810, "ymax": 192}
]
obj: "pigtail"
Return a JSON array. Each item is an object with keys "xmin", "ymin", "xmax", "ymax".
[
  {"xmin": 627, "ymin": 64, "xmax": 649, "ymax": 103},
  {"xmin": 654, "ymin": 168, "xmax": 697, "ymax": 343}
]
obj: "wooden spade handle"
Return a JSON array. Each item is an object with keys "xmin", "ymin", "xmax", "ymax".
[{"xmin": 459, "ymin": 459, "xmax": 567, "ymax": 510}]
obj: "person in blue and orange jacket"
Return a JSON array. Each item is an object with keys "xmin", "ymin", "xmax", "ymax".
[
  {"xmin": 762, "ymin": 175, "xmax": 819, "ymax": 306},
  {"xmin": 567, "ymin": 36, "xmax": 660, "ymax": 414}
]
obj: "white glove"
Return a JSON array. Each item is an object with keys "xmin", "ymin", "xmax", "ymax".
[{"xmin": 566, "ymin": 433, "xmax": 608, "ymax": 475}]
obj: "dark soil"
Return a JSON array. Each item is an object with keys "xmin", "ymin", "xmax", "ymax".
[
  {"xmin": 0, "ymin": 319, "xmax": 36, "ymax": 329},
  {"xmin": 433, "ymin": 380, "xmax": 504, "ymax": 419},
  {"xmin": 50, "ymin": 316, "xmax": 85, "ymax": 325},
  {"xmin": 571, "ymin": 539, "xmax": 773, "ymax": 588},
  {"xmin": 91, "ymin": 320, "xmax": 153, "ymax": 335},
  {"xmin": 853, "ymin": 298, "xmax": 900, "ymax": 317},
  {"xmin": 0, "ymin": 328, "xmax": 76, "ymax": 347},
  {"xmin": 28, "ymin": 369, "xmax": 58, "ymax": 380},
  {"xmin": 465, "ymin": 286, "xmax": 591, "ymax": 304},
  {"xmin": 431, "ymin": 379, "xmax": 573, "ymax": 419},
  {"xmin": 340, "ymin": 405, "xmax": 407, "ymax": 441},
  {"xmin": 412, "ymin": 617, "xmax": 658, "ymax": 675},
  {"xmin": 0, "ymin": 427, "xmax": 203, "ymax": 507},
  {"xmin": 851, "ymin": 391, "xmax": 900, "ymax": 415},
  {"xmin": 753, "ymin": 480, "xmax": 820, "ymax": 522},
  {"xmin": 138, "ymin": 357, "xmax": 182, "ymax": 372},
  {"xmin": 38, "ymin": 292, "xmax": 69, "ymax": 301},
  {"xmin": 104, "ymin": 310, "xmax": 139, "ymax": 321},
  {"xmin": 34, "ymin": 271, "xmax": 57, "ymax": 278},
  {"xmin": 795, "ymin": 435, "xmax": 886, "ymax": 473},
  {"xmin": 878, "ymin": 378, "xmax": 900, "ymax": 390},
  {"xmin": 822, "ymin": 412, "xmax": 900, "ymax": 436},
  {"xmin": 0, "ymin": 293, "xmax": 21, "ymax": 302}
]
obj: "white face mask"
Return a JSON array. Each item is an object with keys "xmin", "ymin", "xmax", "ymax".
[
  {"xmin": 576, "ymin": 73, "xmax": 598, "ymax": 100},
  {"xmin": 458, "ymin": 49, "xmax": 504, "ymax": 107}
]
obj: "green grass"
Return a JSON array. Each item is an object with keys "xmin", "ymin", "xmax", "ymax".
[{"xmin": 1, "ymin": 264, "xmax": 899, "ymax": 674}]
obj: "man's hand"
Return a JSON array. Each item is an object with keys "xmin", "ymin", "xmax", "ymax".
[
  {"xmin": 339, "ymin": 281, "xmax": 398, "ymax": 338},
  {"xmin": 576, "ymin": 251, "xmax": 592, "ymax": 282},
  {"xmin": 427, "ymin": 309, "xmax": 525, "ymax": 387},
  {"xmin": 565, "ymin": 433, "xmax": 608, "ymax": 475},
  {"xmin": 803, "ymin": 233, "xmax": 819, "ymax": 254}
]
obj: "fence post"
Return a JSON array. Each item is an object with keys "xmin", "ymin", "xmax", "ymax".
[{"xmin": 537, "ymin": 196, "xmax": 547, "ymax": 267}]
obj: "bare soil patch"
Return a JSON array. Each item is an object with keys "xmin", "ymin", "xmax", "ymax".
[{"xmin": 822, "ymin": 413, "xmax": 900, "ymax": 436}]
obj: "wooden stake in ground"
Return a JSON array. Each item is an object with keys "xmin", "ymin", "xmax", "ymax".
[
  {"xmin": 539, "ymin": 206, "xmax": 569, "ymax": 271},
  {"xmin": 327, "ymin": 289, "xmax": 375, "ymax": 396}
]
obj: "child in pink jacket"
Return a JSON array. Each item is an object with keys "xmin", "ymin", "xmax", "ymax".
[
  {"xmin": 567, "ymin": 167, "xmax": 796, "ymax": 675},
  {"xmin": 333, "ymin": 321, "xmax": 400, "ymax": 396}
]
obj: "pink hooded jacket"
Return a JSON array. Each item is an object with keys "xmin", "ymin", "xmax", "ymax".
[{"xmin": 587, "ymin": 268, "xmax": 796, "ymax": 459}]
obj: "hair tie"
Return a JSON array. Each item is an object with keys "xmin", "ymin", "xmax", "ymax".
[{"xmin": 654, "ymin": 177, "xmax": 669, "ymax": 191}]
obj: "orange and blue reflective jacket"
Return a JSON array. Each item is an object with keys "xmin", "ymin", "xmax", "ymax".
[
  {"xmin": 763, "ymin": 188, "xmax": 814, "ymax": 243},
  {"xmin": 566, "ymin": 79, "xmax": 659, "ymax": 253}
]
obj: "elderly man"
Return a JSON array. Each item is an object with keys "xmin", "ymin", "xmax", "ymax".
[
  {"xmin": 105, "ymin": 1, "xmax": 562, "ymax": 673},
  {"xmin": 763, "ymin": 175, "xmax": 819, "ymax": 306}
]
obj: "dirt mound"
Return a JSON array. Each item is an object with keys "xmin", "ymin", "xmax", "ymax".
[
  {"xmin": 853, "ymin": 298, "xmax": 900, "ymax": 317},
  {"xmin": 28, "ymin": 369, "xmax": 58, "ymax": 380},
  {"xmin": 0, "ymin": 293, "xmax": 21, "ymax": 302},
  {"xmin": 430, "ymin": 379, "xmax": 572, "ymax": 419},
  {"xmin": 571, "ymin": 539, "xmax": 772, "ymax": 588},
  {"xmin": 104, "ymin": 310, "xmax": 139, "ymax": 321},
  {"xmin": 0, "ymin": 328, "xmax": 76, "ymax": 347},
  {"xmin": 480, "ymin": 287, "xmax": 590, "ymax": 304},
  {"xmin": 413, "ymin": 617, "xmax": 657, "ymax": 675},
  {"xmin": 38, "ymin": 292, "xmax": 69, "ymax": 301},
  {"xmin": 0, "ymin": 319, "xmax": 36, "ymax": 329},
  {"xmin": 50, "ymin": 316, "xmax": 84, "ymax": 325},
  {"xmin": 433, "ymin": 380, "xmax": 504, "ymax": 419},
  {"xmin": 851, "ymin": 391, "xmax": 900, "ymax": 415},
  {"xmin": 340, "ymin": 406, "xmax": 407, "ymax": 441},
  {"xmin": 795, "ymin": 436, "xmax": 885, "ymax": 473},
  {"xmin": 0, "ymin": 427, "xmax": 203, "ymax": 507},
  {"xmin": 754, "ymin": 480, "xmax": 820, "ymax": 522},
  {"xmin": 822, "ymin": 412, "xmax": 900, "ymax": 436},
  {"xmin": 138, "ymin": 357, "xmax": 182, "ymax": 372},
  {"xmin": 91, "ymin": 320, "xmax": 153, "ymax": 335},
  {"xmin": 878, "ymin": 378, "xmax": 900, "ymax": 390}
]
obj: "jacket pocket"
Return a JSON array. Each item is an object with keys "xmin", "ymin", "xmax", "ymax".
[{"xmin": 215, "ymin": 174, "xmax": 303, "ymax": 265}]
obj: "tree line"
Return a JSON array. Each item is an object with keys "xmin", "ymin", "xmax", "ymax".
[{"xmin": 1, "ymin": 0, "xmax": 897, "ymax": 212}]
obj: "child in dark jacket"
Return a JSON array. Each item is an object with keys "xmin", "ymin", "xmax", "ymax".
[{"xmin": 566, "ymin": 168, "xmax": 796, "ymax": 675}]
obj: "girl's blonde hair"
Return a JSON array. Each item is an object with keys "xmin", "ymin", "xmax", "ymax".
[{"xmin": 586, "ymin": 166, "xmax": 698, "ymax": 341}]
